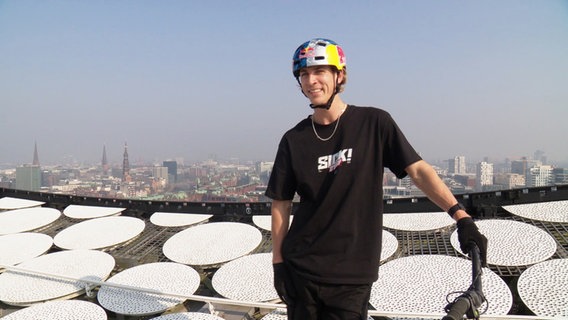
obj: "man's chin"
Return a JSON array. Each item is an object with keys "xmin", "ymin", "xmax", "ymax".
[{"xmin": 309, "ymin": 98, "xmax": 328, "ymax": 107}]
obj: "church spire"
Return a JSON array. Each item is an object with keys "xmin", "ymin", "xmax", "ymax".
[
  {"xmin": 122, "ymin": 142, "xmax": 131, "ymax": 182},
  {"xmin": 102, "ymin": 145, "xmax": 109, "ymax": 175},
  {"xmin": 32, "ymin": 141, "xmax": 40, "ymax": 166}
]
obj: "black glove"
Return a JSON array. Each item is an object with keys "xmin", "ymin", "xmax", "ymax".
[
  {"xmin": 457, "ymin": 217, "xmax": 488, "ymax": 267},
  {"xmin": 273, "ymin": 262, "xmax": 294, "ymax": 305}
]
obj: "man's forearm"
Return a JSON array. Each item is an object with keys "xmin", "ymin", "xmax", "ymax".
[
  {"xmin": 406, "ymin": 160, "xmax": 470, "ymax": 221},
  {"xmin": 271, "ymin": 199, "xmax": 292, "ymax": 263}
]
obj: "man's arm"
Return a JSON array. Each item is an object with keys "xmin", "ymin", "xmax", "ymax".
[
  {"xmin": 271, "ymin": 199, "xmax": 292, "ymax": 263},
  {"xmin": 405, "ymin": 160, "xmax": 489, "ymax": 265},
  {"xmin": 405, "ymin": 160, "xmax": 468, "ymax": 221}
]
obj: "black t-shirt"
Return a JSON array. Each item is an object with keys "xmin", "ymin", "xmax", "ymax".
[{"xmin": 265, "ymin": 105, "xmax": 422, "ymax": 284}]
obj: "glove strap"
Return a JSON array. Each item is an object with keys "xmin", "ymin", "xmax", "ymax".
[{"xmin": 447, "ymin": 203, "xmax": 466, "ymax": 218}]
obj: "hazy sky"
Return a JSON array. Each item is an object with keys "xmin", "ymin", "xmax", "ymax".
[{"xmin": 1, "ymin": 1, "xmax": 567, "ymax": 167}]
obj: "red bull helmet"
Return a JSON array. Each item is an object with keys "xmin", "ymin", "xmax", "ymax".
[{"xmin": 292, "ymin": 38, "xmax": 346, "ymax": 78}]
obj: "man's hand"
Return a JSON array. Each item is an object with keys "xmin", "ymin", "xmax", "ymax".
[
  {"xmin": 273, "ymin": 262, "xmax": 294, "ymax": 305},
  {"xmin": 457, "ymin": 217, "xmax": 488, "ymax": 267}
]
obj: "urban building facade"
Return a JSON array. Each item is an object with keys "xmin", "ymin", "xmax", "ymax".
[
  {"xmin": 448, "ymin": 156, "xmax": 467, "ymax": 175},
  {"xmin": 15, "ymin": 165, "xmax": 42, "ymax": 192},
  {"xmin": 476, "ymin": 161, "xmax": 494, "ymax": 191}
]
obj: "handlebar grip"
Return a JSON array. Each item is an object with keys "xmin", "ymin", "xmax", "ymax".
[{"xmin": 442, "ymin": 297, "xmax": 470, "ymax": 320}]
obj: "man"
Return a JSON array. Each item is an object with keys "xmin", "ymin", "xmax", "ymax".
[{"xmin": 265, "ymin": 38, "xmax": 488, "ymax": 320}]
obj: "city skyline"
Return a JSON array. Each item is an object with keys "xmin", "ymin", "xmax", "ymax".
[
  {"xmin": 1, "ymin": 1, "xmax": 567, "ymax": 165},
  {"xmin": 3, "ymin": 141, "xmax": 566, "ymax": 170},
  {"xmin": 5, "ymin": 141, "xmax": 565, "ymax": 202}
]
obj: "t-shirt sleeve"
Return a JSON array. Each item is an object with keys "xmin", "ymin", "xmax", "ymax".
[
  {"xmin": 381, "ymin": 112, "xmax": 422, "ymax": 179},
  {"xmin": 265, "ymin": 136, "xmax": 297, "ymax": 200}
]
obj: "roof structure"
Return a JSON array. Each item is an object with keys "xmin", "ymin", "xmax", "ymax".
[{"xmin": 0, "ymin": 185, "xmax": 567, "ymax": 319}]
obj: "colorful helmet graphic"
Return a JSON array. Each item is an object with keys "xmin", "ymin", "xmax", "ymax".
[{"xmin": 292, "ymin": 38, "xmax": 346, "ymax": 78}]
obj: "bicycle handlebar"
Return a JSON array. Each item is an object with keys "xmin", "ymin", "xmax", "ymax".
[
  {"xmin": 442, "ymin": 245, "xmax": 485, "ymax": 320},
  {"xmin": 443, "ymin": 297, "xmax": 471, "ymax": 320}
]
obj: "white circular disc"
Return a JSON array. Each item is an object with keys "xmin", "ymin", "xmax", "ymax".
[
  {"xmin": 252, "ymin": 215, "xmax": 293, "ymax": 232},
  {"xmin": 0, "ymin": 300, "xmax": 107, "ymax": 320},
  {"xmin": 0, "ymin": 233, "xmax": 53, "ymax": 267},
  {"xmin": 450, "ymin": 219, "xmax": 557, "ymax": 266},
  {"xmin": 383, "ymin": 212, "xmax": 455, "ymax": 231},
  {"xmin": 98, "ymin": 262, "xmax": 200, "ymax": 316},
  {"xmin": 150, "ymin": 212, "xmax": 212, "ymax": 227},
  {"xmin": 381, "ymin": 229, "xmax": 398, "ymax": 262},
  {"xmin": 163, "ymin": 222, "xmax": 262, "ymax": 266},
  {"xmin": 0, "ymin": 249, "xmax": 115, "ymax": 306},
  {"xmin": 503, "ymin": 200, "xmax": 568, "ymax": 223},
  {"xmin": 212, "ymin": 253, "xmax": 277, "ymax": 302},
  {"xmin": 0, "ymin": 207, "xmax": 61, "ymax": 235},
  {"xmin": 370, "ymin": 255, "xmax": 512, "ymax": 316},
  {"xmin": 517, "ymin": 258, "xmax": 568, "ymax": 318},
  {"xmin": 0, "ymin": 197, "xmax": 45, "ymax": 210},
  {"xmin": 149, "ymin": 312, "xmax": 225, "ymax": 320},
  {"xmin": 54, "ymin": 216, "xmax": 145, "ymax": 250},
  {"xmin": 63, "ymin": 204, "xmax": 125, "ymax": 219}
]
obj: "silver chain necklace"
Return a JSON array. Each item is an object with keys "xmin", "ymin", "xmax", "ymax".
[{"xmin": 311, "ymin": 105, "xmax": 347, "ymax": 141}]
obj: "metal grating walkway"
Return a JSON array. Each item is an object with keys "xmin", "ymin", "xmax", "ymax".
[{"xmin": 33, "ymin": 210, "xmax": 568, "ymax": 279}]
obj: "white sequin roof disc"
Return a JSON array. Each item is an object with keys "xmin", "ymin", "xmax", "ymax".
[
  {"xmin": 381, "ymin": 229, "xmax": 398, "ymax": 262},
  {"xmin": 63, "ymin": 204, "xmax": 125, "ymax": 219},
  {"xmin": 503, "ymin": 200, "xmax": 568, "ymax": 223},
  {"xmin": 54, "ymin": 216, "xmax": 145, "ymax": 250},
  {"xmin": 252, "ymin": 215, "xmax": 294, "ymax": 232},
  {"xmin": 0, "ymin": 197, "xmax": 45, "ymax": 210},
  {"xmin": 0, "ymin": 300, "xmax": 107, "ymax": 320},
  {"xmin": 97, "ymin": 262, "xmax": 200, "ymax": 316},
  {"xmin": 163, "ymin": 222, "xmax": 262, "ymax": 266},
  {"xmin": 450, "ymin": 219, "xmax": 557, "ymax": 266},
  {"xmin": 149, "ymin": 312, "xmax": 225, "ymax": 320},
  {"xmin": 517, "ymin": 258, "xmax": 568, "ymax": 318},
  {"xmin": 0, "ymin": 207, "xmax": 61, "ymax": 235},
  {"xmin": 150, "ymin": 212, "xmax": 212, "ymax": 227},
  {"xmin": 383, "ymin": 212, "xmax": 455, "ymax": 231},
  {"xmin": 212, "ymin": 253, "xmax": 277, "ymax": 302},
  {"xmin": 0, "ymin": 233, "xmax": 53, "ymax": 268},
  {"xmin": 370, "ymin": 255, "xmax": 512, "ymax": 316},
  {"xmin": 0, "ymin": 249, "xmax": 115, "ymax": 306}
]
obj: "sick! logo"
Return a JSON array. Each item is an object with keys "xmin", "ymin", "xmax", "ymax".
[{"xmin": 318, "ymin": 148, "xmax": 353, "ymax": 173}]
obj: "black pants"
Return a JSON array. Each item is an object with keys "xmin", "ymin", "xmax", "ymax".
[{"xmin": 286, "ymin": 269, "xmax": 372, "ymax": 320}]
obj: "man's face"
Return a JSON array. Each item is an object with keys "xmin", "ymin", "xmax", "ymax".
[{"xmin": 298, "ymin": 66, "xmax": 341, "ymax": 106}]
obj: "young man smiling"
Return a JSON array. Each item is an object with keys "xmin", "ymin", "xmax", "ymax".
[{"xmin": 265, "ymin": 38, "xmax": 488, "ymax": 320}]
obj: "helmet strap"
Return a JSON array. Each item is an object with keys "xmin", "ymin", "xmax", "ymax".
[
  {"xmin": 309, "ymin": 73, "xmax": 340, "ymax": 110},
  {"xmin": 310, "ymin": 92, "xmax": 336, "ymax": 110}
]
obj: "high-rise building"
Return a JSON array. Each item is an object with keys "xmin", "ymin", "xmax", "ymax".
[
  {"xmin": 16, "ymin": 143, "xmax": 42, "ymax": 191},
  {"xmin": 476, "ymin": 161, "xmax": 494, "ymax": 191},
  {"xmin": 526, "ymin": 165, "xmax": 553, "ymax": 187},
  {"xmin": 163, "ymin": 160, "xmax": 178, "ymax": 184},
  {"xmin": 533, "ymin": 150, "xmax": 547, "ymax": 165},
  {"xmin": 448, "ymin": 156, "xmax": 466, "ymax": 174},
  {"xmin": 553, "ymin": 168, "xmax": 568, "ymax": 185},
  {"xmin": 102, "ymin": 145, "xmax": 109, "ymax": 176},
  {"xmin": 16, "ymin": 165, "xmax": 41, "ymax": 191},
  {"xmin": 494, "ymin": 173, "xmax": 525, "ymax": 189},
  {"xmin": 511, "ymin": 157, "xmax": 541, "ymax": 175},
  {"xmin": 152, "ymin": 166, "xmax": 169, "ymax": 183}
]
